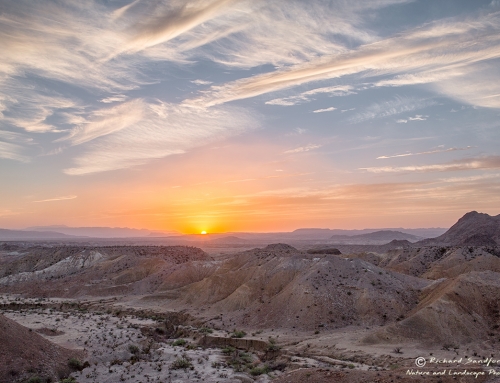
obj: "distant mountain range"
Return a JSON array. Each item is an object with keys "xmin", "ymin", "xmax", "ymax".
[
  {"xmin": 330, "ymin": 230, "xmax": 422, "ymax": 242},
  {"xmin": 291, "ymin": 227, "xmax": 446, "ymax": 239},
  {"xmin": 0, "ymin": 229, "xmax": 81, "ymax": 240},
  {"xmin": 2, "ymin": 213, "xmax": 497, "ymax": 245},
  {"xmin": 24, "ymin": 226, "xmax": 178, "ymax": 238}
]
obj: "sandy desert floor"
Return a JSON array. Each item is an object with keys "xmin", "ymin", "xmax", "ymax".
[
  {"xmin": 2, "ymin": 293, "xmax": 498, "ymax": 383},
  {"xmin": 0, "ymin": 295, "xmax": 275, "ymax": 383}
]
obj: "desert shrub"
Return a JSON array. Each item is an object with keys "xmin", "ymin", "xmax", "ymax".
[
  {"xmin": 267, "ymin": 342, "xmax": 281, "ymax": 351},
  {"xmin": 231, "ymin": 330, "xmax": 246, "ymax": 338},
  {"xmin": 170, "ymin": 358, "xmax": 192, "ymax": 370},
  {"xmin": 222, "ymin": 346, "xmax": 235, "ymax": 354},
  {"xmin": 68, "ymin": 358, "xmax": 83, "ymax": 371},
  {"xmin": 26, "ymin": 377, "xmax": 42, "ymax": 383},
  {"xmin": 199, "ymin": 327, "xmax": 213, "ymax": 334},
  {"xmin": 172, "ymin": 339, "xmax": 187, "ymax": 346},
  {"xmin": 60, "ymin": 378, "xmax": 76, "ymax": 383},
  {"xmin": 128, "ymin": 344, "xmax": 140, "ymax": 354},
  {"xmin": 250, "ymin": 365, "xmax": 270, "ymax": 376}
]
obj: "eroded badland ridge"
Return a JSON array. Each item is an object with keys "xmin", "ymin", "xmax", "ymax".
[{"xmin": 1, "ymin": 212, "xmax": 500, "ymax": 382}]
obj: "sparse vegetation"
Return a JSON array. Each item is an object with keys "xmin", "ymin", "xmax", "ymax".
[
  {"xmin": 392, "ymin": 347, "xmax": 403, "ymax": 354},
  {"xmin": 222, "ymin": 346, "xmax": 236, "ymax": 354},
  {"xmin": 250, "ymin": 365, "xmax": 270, "ymax": 376},
  {"xmin": 230, "ymin": 330, "xmax": 246, "ymax": 338},
  {"xmin": 170, "ymin": 358, "xmax": 192, "ymax": 370},
  {"xmin": 68, "ymin": 357, "xmax": 84, "ymax": 370},
  {"xmin": 128, "ymin": 344, "xmax": 140, "ymax": 354},
  {"xmin": 172, "ymin": 338, "xmax": 187, "ymax": 346}
]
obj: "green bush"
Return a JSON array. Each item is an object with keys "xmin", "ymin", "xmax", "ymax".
[
  {"xmin": 222, "ymin": 346, "xmax": 235, "ymax": 354},
  {"xmin": 26, "ymin": 377, "xmax": 42, "ymax": 383},
  {"xmin": 231, "ymin": 330, "xmax": 246, "ymax": 338},
  {"xmin": 170, "ymin": 358, "xmax": 192, "ymax": 370},
  {"xmin": 250, "ymin": 365, "xmax": 270, "ymax": 376},
  {"xmin": 199, "ymin": 327, "xmax": 213, "ymax": 334},
  {"xmin": 267, "ymin": 342, "xmax": 281, "ymax": 351},
  {"xmin": 172, "ymin": 339, "xmax": 187, "ymax": 346},
  {"xmin": 68, "ymin": 358, "xmax": 83, "ymax": 371}
]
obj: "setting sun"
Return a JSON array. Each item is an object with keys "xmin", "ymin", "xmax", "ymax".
[{"xmin": 200, "ymin": 231, "xmax": 207, "ymax": 235}]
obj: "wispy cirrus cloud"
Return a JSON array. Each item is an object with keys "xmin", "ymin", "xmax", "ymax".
[
  {"xmin": 0, "ymin": 141, "xmax": 29, "ymax": 162},
  {"xmin": 193, "ymin": 11, "xmax": 500, "ymax": 108},
  {"xmin": 100, "ymin": 95, "xmax": 128, "ymax": 103},
  {"xmin": 123, "ymin": 0, "xmax": 236, "ymax": 54},
  {"xmin": 2, "ymin": 0, "xmax": 500, "ymax": 181},
  {"xmin": 313, "ymin": 106, "xmax": 337, "ymax": 113},
  {"xmin": 0, "ymin": 0, "xmax": 399, "ymax": 174},
  {"xmin": 377, "ymin": 146, "xmax": 475, "ymax": 159},
  {"xmin": 350, "ymin": 97, "xmax": 435, "ymax": 124},
  {"xmin": 32, "ymin": 195, "xmax": 77, "ymax": 203},
  {"xmin": 441, "ymin": 173, "xmax": 500, "ymax": 183},
  {"xmin": 63, "ymin": 99, "xmax": 258, "ymax": 175},
  {"xmin": 265, "ymin": 85, "xmax": 354, "ymax": 107},
  {"xmin": 283, "ymin": 144, "xmax": 321, "ymax": 154},
  {"xmin": 361, "ymin": 155, "xmax": 500, "ymax": 173},
  {"xmin": 396, "ymin": 114, "xmax": 427, "ymax": 123},
  {"xmin": 191, "ymin": 79, "xmax": 213, "ymax": 86},
  {"xmin": 0, "ymin": 130, "xmax": 33, "ymax": 145},
  {"xmin": 60, "ymin": 100, "xmax": 146, "ymax": 146}
]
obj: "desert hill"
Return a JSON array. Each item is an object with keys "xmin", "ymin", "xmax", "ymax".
[
  {"xmin": 421, "ymin": 211, "xmax": 500, "ymax": 246},
  {"xmin": 354, "ymin": 245, "xmax": 500, "ymax": 279},
  {"xmin": 0, "ymin": 246, "xmax": 212, "ymax": 297},
  {"xmin": 0, "ymin": 243, "xmax": 427, "ymax": 331},
  {"xmin": 363, "ymin": 270, "xmax": 500, "ymax": 346},
  {"xmin": 0, "ymin": 314, "xmax": 83, "ymax": 383},
  {"xmin": 157, "ymin": 244, "xmax": 429, "ymax": 330}
]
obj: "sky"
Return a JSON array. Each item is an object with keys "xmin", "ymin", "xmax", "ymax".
[{"xmin": 1, "ymin": 0, "xmax": 500, "ymax": 234}]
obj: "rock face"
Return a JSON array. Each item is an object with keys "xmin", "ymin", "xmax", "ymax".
[
  {"xmin": 422, "ymin": 211, "xmax": 500, "ymax": 246},
  {"xmin": 0, "ymin": 314, "xmax": 83, "ymax": 383}
]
